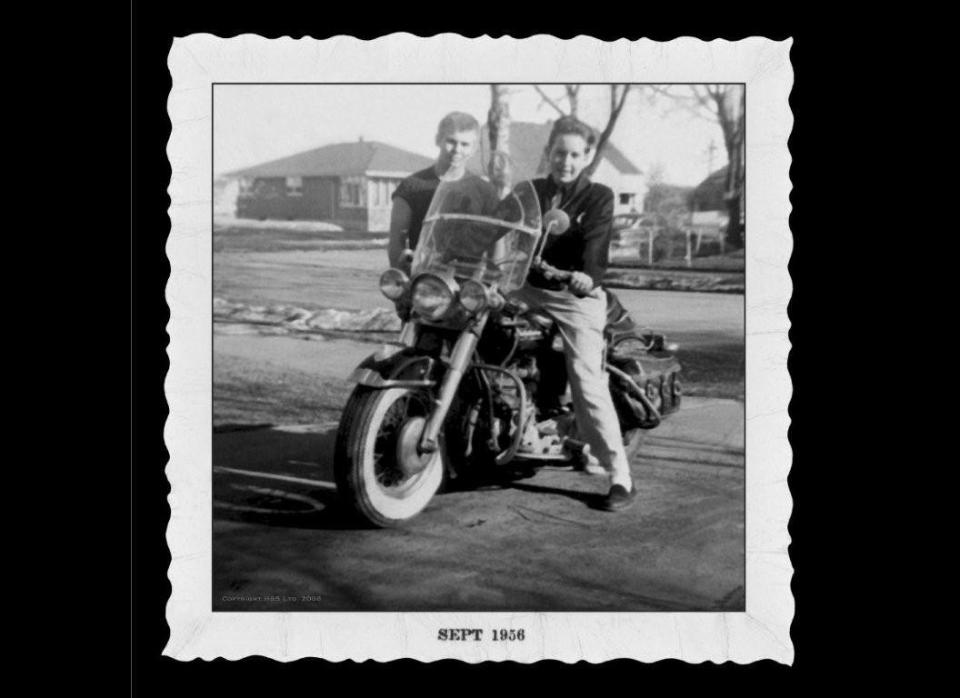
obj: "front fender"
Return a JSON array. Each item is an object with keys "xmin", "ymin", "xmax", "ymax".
[{"xmin": 348, "ymin": 345, "xmax": 438, "ymax": 389}]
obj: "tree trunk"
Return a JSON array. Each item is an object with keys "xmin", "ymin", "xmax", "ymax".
[
  {"xmin": 650, "ymin": 85, "xmax": 746, "ymax": 248},
  {"xmin": 487, "ymin": 84, "xmax": 512, "ymax": 196},
  {"xmin": 565, "ymin": 85, "xmax": 580, "ymax": 118},
  {"xmin": 716, "ymin": 85, "xmax": 745, "ymax": 248}
]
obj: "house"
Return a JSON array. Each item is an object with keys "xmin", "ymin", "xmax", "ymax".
[
  {"xmin": 690, "ymin": 165, "xmax": 729, "ymax": 212},
  {"xmin": 222, "ymin": 139, "xmax": 435, "ymax": 232},
  {"xmin": 690, "ymin": 164, "xmax": 746, "ymax": 241},
  {"xmin": 467, "ymin": 121, "xmax": 646, "ymax": 215},
  {"xmin": 685, "ymin": 164, "xmax": 749, "ymax": 250},
  {"xmin": 214, "ymin": 176, "xmax": 239, "ymax": 217},
  {"xmin": 691, "ymin": 164, "xmax": 746, "ymax": 222}
]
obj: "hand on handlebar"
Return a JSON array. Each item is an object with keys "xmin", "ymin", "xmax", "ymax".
[
  {"xmin": 567, "ymin": 272, "xmax": 594, "ymax": 295},
  {"xmin": 533, "ymin": 258, "xmax": 594, "ymax": 297}
]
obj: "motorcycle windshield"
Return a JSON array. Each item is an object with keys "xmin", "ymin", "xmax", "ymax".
[{"xmin": 412, "ymin": 177, "xmax": 542, "ymax": 293}]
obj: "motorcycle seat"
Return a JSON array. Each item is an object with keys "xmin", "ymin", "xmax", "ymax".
[{"xmin": 604, "ymin": 289, "xmax": 636, "ymax": 337}]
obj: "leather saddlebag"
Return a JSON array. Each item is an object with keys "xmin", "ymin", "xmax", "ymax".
[{"xmin": 607, "ymin": 336, "xmax": 682, "ymax": 430}]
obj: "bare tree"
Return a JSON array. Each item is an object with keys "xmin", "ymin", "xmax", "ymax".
[
  {"xmin": 532, "ymin": 84, "xmax": 632, "ymax": 179},
  {"xmin": 648, "ymin": 84, "xmax": 745, "ymax": 247},
  {"xmin": 646, "ymin": 161, "xmax": 667, "ymax": 187},
  {"xmin": 533, "ymin": 84, "xmax": 579, "ymax": 118},
  {"xmin": 487, "ymin": 84, "xmax": 512, "ymax": 195},
  {"xmin": 564, "ymin": 85, "xmax": 580, "ymax": 118},
  {"xmin": 585, "ymin": 85, "xmax": 631, "ymax": 178}
]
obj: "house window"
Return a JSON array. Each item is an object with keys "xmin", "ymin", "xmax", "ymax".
[
  {"xmin": 619, "ymin": 193, "xmax": 634, "ymax": 206},
  {"xmin": 239, "ymin": 177, "xmax": 253, "ymax": 194},
  {"xmin": 340, "ymin": 177, "xmax": 364, "ymax": 207},
  {"xmin": 286, "ymin": 176, "xmax": 303, "ymax": 197},
  {"xmin": 368, "ymin": 179, "xmax": 394, "ymax": 207}
]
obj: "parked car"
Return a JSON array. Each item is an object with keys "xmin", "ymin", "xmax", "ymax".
[{"xmin": 610, "ymin": 212, "xmax": 664, "ymax": 265}]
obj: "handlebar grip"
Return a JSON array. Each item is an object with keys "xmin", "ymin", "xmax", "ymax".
[
  {"xmin": 547, "ymin": 268, "xmax": 573, "ymax": 282},
  {"xmin": 533, "ymin": 258, "xmax": 571, "ymax": 281},
  {"xmin": 532, "ymin": 258, "xmax": 589, "ymax": 297}
]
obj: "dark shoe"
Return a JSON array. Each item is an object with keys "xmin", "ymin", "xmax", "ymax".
[{"xmin": 599, "ymin": 483, "xmax": 637, "ymax": 512}]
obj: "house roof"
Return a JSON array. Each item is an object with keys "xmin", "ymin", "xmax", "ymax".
[
  {"xmin": 224, "ymin": 140, "xmax": 435, "ymax": 179},
  {"xmin": 691, "ymin": 165, "xmax": 729, "ymax": 210},
  {"xmin": 224, "ymin": 124, "xmax": 642, "ymax": 182},
  {"xmin": 468, "ymin": 121, "xmax": 642, "ymax": 180}
]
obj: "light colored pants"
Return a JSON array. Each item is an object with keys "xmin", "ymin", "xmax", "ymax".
[{"xmin": 511, "ymin": 284, "xmax": 632, "ymax": 488}]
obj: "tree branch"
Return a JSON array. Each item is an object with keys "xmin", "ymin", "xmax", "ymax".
[
  {"xmin": 585, "ymin": 84, "xmax": 631, "ymax": 177},
  {"xmin": 690, "ymin": 85, "xmax": 715, "ymax": 113},
  {"xmin": 565, "ymin": 84, "xmax": 580, "ymax": 116},
  {"xmin": 648, "ymin": 84, "xmax": 671, "ymax": 96},
  {"xmin": 644, "ymin": 85, "xmax": 704, "ymax": 118},
  {"xmin": 612, "ymin": 84, "xmax": 630, "ymax": 119},
  {"xmin": 646, "ymin": 85, "xmax": 681, "ymax": 99},
  {"xmin": 533, "ymin": 85, "xmax": 568, "ymax": 117}
]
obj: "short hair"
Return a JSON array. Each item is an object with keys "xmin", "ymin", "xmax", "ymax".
[
  {"xmin": 436, "ymin": 112, "xmax": 480, "ymax": 137},
  {"xmin": 546, "ymin": 116, "xmax": 597, "ymax": 152}
]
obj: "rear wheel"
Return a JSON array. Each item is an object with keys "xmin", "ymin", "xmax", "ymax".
[{"xmin": 335, "ymin": 386, "xmax": 445, "ymax": 527}]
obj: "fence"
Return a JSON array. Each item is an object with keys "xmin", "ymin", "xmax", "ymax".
[{"xmin": 608, "ymin": 210, "xmax": 739, "ymax": 270}]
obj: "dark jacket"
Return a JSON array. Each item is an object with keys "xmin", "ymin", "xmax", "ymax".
[
  {"xmin": 392, "ymin": 167, "xmax": 495, "ymax": 250},
  {"xmin": 529, "ymin": 175, "xmax": 614, "ymax": 291}
]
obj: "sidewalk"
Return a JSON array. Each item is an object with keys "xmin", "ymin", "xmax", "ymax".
[{"xmin": 606, "ymin": 266, "xmax": 744, "ymax": 294}]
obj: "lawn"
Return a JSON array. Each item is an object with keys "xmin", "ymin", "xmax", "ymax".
[{"xmin": 214, "ymin": 223, "xmax": 386, "ymax": 254}]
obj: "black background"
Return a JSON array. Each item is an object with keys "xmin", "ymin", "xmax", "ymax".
[{"xmin": 132, "ymin": 4, "xmax": 860, "ymax": 690}]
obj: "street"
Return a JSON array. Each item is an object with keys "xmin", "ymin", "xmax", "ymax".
[
  {"xmin": 214, "ymin": 396, "xmax": 743, "ymax": 612},
  {"xmin": 212, "ymin": 242, "xmax": 745, "ymax": 612}
]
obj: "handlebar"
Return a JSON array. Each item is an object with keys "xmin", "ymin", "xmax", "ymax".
[
  {"xmin": 531, "ymin": 257, "xmax": 590, "ymax": 297},
  {"xmin": 533, "ymin": 258, "xmax": 573, "ymax": 282}
]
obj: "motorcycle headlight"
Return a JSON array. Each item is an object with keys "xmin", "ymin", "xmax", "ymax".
[
  {"xmin": 379, "ymin": 268, "xmax": 409, "ymax": 300},
  {"xmin": 458, "ymin": 279, "xmax": 488, "ymax": 315},
  {"xmin": 411, "ymin": 274, "xmax": 454, "ymax": 321}
]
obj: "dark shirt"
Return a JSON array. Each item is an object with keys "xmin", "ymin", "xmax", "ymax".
[
  {"xmin": 528, "ymin": 175, "xmax": 614, "ymax": 291},
  {"xmin": 392, "ymin": 166, "xmax": 496, "ymax": 249}
]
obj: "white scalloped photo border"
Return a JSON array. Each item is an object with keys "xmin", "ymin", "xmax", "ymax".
[{"xmin": 164, "ymin": 33, "xmax": 793, "ymax": 663}]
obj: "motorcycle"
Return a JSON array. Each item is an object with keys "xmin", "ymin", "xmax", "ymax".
[{"xmin": 334, "ymin": 177, "xmax": 682, "ymax": 526}]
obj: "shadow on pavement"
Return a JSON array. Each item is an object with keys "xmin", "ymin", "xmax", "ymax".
[
  {"xmin": 212, "ymin": 401, "xmax": 745, "ymax": 612},
  {"xmin": 214, "ymin": 426, "xmax": 372, "ymax": 531},
  {"xmin": 213, "ymin": 423, "xmax": 275, "ymax": 434},
  {"xmin": 213, "ymin": 425, "xmax": 536, "ymax": 531},
  {"xmin": 506, "ymin": 481, "xmax": 605, "ymax": 508}
]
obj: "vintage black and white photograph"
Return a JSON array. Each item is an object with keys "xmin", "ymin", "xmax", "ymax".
[
  {"xmin": 164, "ymin": 34, "xmax": 791, "ymax": 663},
  {"xmin": 212, "ymin": 82, "xmax": 745, "ymax": 612}
]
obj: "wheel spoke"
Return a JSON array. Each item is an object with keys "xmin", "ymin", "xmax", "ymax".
[
  {"xmin": 340, "ymin": 386, "xmax": 446, "ymax": 525},
  {"xmin": 367, "ymin": 389, "xmax": 436, "ymax": 494}
]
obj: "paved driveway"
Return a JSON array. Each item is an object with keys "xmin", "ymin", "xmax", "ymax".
[{"xmin": 212, "ymin": 396, "xmax": 744, "ymax": 612}]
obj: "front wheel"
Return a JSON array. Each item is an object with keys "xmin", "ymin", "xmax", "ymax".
[{"xmin": 335, "ymin": 387, "xmax": 445, "ymax": 527}]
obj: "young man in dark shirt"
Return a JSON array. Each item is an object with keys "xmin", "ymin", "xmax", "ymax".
[
  {"xmin": 388, "ymin": 112, "xmax": 494, "ymax": 268},
  {"xmin": 511, "ymin": 117, "xmax": 635, "ymax": 512},
  {"xmin": 527, "ymin": 173, "xmax": 614, "ymax": 293}
]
